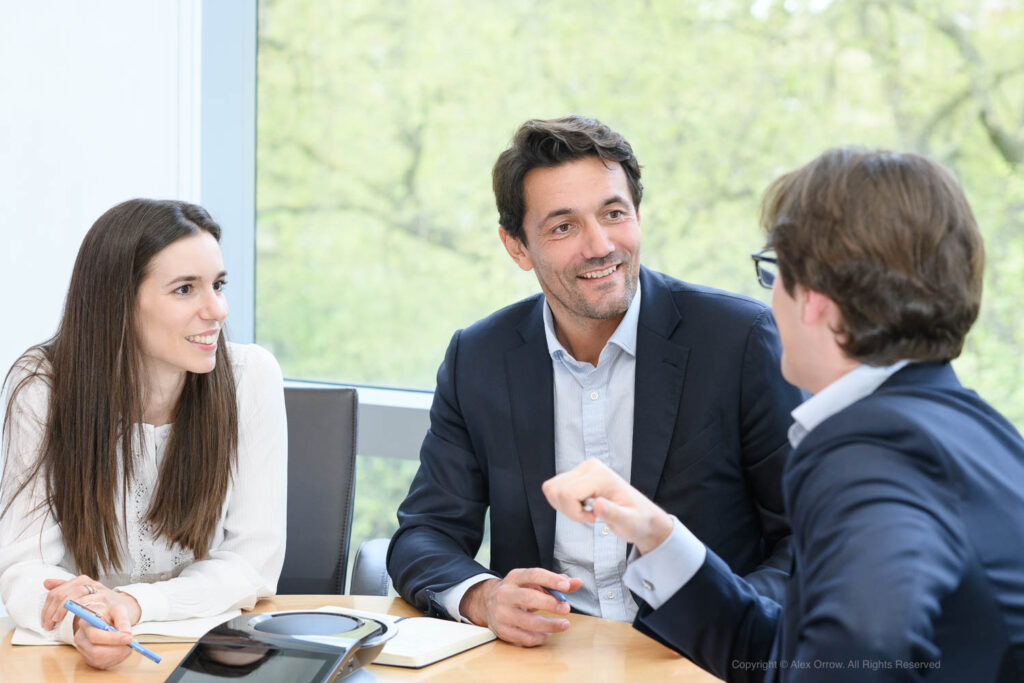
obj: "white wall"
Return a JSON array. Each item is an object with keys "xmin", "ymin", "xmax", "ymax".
[
  {"xmin": 0, "ymin": 0, "xmax": 200, "ymax": 376},
  {"xmin": 0, "ymin": 0, "xmax": 202, "ymax": 618}
]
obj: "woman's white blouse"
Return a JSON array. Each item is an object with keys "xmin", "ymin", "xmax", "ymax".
[{"xmin": 0, "ymin": 342, "xmax": 288, "ymax": 642}]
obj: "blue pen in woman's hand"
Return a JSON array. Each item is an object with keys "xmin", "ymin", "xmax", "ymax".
[{"xmin": 63, "ymin": 600, "xmax": 162, "ymax": 663}]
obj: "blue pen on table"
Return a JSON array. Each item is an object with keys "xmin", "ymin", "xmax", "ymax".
[{"xmin": 63, "ymin": 599, "xmax": 162, "ymax": 663}]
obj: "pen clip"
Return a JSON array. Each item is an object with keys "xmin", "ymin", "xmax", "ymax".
[
  {"xmin": 66, "ymin": 598, "xmax": 108, "ymax": 626},
  {"xmin": 67, "ymin": 599, "xmax": 102, "ymax": 619}
]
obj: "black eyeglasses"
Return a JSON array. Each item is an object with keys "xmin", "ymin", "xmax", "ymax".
[{"xmin": 750, "ymin": 250, "xmax": 778, "ymax": 290}]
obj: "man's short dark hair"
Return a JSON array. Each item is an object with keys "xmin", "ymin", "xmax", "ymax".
[
  {"xmin": 492, "ymin": 115, "xmax": 643, "ymax": 243},
  {"xmin": 762, "ymin": 146, "xmax": 985, "ymax": 365}
]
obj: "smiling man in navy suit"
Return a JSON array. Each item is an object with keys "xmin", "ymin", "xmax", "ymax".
[
  {"xmin": 543, "ymin": 147, "xmax": 1024, "ymax": 680},
  {"xmin": 387, "ymin": 115, "xmax": 805, "ymax": 646}
]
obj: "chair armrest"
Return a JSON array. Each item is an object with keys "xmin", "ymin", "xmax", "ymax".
[{"xmin": 349, "ymin": 538, "xmax": 391, "ymax": 596}]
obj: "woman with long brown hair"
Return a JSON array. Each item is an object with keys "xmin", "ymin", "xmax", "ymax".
[{"xmin": 0, "ymin": 199, "xmax": 287, "ymax": 669}]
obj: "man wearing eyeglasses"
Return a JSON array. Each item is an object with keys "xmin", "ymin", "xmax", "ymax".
[
  {"xmin": 388, "ymin": 115, "xmax": 805, "ymax": 647},
  {"xmin": 543, "ymin": 147, "xmax": 1024, "ymax": 680}
]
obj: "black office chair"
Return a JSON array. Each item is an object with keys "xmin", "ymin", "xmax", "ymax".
[
  {"xmin": 350, "ymin": 538, "xmax": 391, "ymax": 596},
  {"xmin": 278, "ymin": 384, "xmax": 358, "ymax": 594}
]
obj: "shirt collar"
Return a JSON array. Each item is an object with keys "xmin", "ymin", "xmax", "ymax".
[
  {"xmin": 543, "ymin": 280, "xmax": 642, "ymax": 362},
  {"xmin": 788, "ymin": 359, "xmax": 910, "ymax": 448}
]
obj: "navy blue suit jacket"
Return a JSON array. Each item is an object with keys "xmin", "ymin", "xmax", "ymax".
[
  {"xmin": 636, "ymin": 362, "xmax": 1024, "ymax": 682},
  {"xmin": 388, "ymin": 267, "xmax": 805, "ymax": 617}
]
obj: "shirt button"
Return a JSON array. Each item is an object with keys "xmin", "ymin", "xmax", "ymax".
[
  {"xmin": 642, "ymin": 579, "xmax": 654, "ymax": 591},
  {"xmin": 590, "ymin": 391, "xmax": 599, "ymax": 400},
  {"xmin": 601, "ymin": 526, "xmax": 610, "ymax": 536},
  {"xmin": 606, "ymin": 590, "xmax": 615, "ymax": 599}
]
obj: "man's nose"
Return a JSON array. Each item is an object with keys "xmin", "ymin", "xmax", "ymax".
[{"xmin": 580, "ymin": 218, "xmax": 614, "ymax": 259}]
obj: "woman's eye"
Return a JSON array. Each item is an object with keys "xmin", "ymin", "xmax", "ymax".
[
  {"xmin": 174, "ymin": 284, "xmax": 192, "ymax": 295},
  {"xmin": 213, "ymin": 279, "xmax": 228, "ymax": 292}
]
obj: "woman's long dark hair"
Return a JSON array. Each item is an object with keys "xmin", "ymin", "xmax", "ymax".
[{"xmin": 1, "ymin": 199, "xmax": 239, "ymax": 577}]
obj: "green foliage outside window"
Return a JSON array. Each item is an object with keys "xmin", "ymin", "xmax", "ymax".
[{"xmin": 256, "ymin": 0, "xmax": 1024, "ymax": 566}]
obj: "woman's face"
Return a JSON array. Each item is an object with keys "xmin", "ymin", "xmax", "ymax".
[{"xmin": 135, "ymin": 231, "xmax": 228, "ymax": 383}]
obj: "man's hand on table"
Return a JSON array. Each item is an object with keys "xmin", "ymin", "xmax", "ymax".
[{"xmin": 459, "ymin": 568, "xmax": 582, "ymax": 647}]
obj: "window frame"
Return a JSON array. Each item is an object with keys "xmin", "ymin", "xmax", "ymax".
[{"xmin": 201, "ymin": 0, "xmax": 430, "ymax": 461}]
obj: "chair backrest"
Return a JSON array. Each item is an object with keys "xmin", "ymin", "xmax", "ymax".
[{"xmin": 278, "ymin": 384, "xmax": 358, "ymax": 594}]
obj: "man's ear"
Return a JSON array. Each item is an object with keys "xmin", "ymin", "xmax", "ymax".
[
  {"xmin": 801, "ymin": 288, "xmax": 840, "ymax": 328},
  {"xmin": 499, "ymin": 227, "xmax": 533, "ymax": 272}
]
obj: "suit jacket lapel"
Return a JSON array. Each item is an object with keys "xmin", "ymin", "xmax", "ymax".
[
  {"xmin": 506, "ymin": 298, "xmax": 557, "ymax": 569},
  {"xmin": 631, "ymin": 268, "xmax": 690, "ymax": 500}
]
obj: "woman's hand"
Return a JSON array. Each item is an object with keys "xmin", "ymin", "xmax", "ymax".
[
  {"xmin": 70, "ymin": 601, "xmax": 136, "ymax": 670},
  {"xmin": 41, "ymin": 576, "xmax": 143, "ymax": 669}
]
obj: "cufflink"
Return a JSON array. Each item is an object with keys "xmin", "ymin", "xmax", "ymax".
[
  {"xmin": 642, "ymin": 579, "xmax": 654, "ymax": 591},
  {"xmin": 425, "ymin": 591, "xmax": 448, "ymax": 619}
]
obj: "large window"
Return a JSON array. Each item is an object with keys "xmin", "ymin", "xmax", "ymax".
[{"xmin": 255, "ymin": 0, "xmax": 1024, "ymax": 564}]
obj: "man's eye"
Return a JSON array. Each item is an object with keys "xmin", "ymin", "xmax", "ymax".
[
  {"xmin": 174, "ymin": 284, "xmax": 192, "ymax": 295},
  {"xmin": 553, "ymin": 223, "xmax": 571, "ymax": 234},
  {"xmin": 608, "ymin": 209, "xmax": 624, "ymax": 219}
]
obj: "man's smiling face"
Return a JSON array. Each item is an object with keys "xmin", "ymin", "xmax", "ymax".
[{"xmin": 504, "ymin": 155, "xmax": 641, "ymax": 329}]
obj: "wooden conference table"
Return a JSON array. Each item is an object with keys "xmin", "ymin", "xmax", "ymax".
[{"xmin": 0, "ymin": 595, "xmax": 722, "ymax": 682}]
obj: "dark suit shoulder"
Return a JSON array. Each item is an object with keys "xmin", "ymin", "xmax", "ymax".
[
  {"xmin": 456, "ymin": 293, "xmax": 543, "ymax": 345},
  {"xmin": 806, "ymin": 392, "xmax": 923, "ymax": 441},
  {"xmin": 640, "ymin": 269, "xmax": 774, "ymax": 349},
  {"xmin": 654, "ymin": 269, "xmax": 766, "ymax": 304},
  {"xmin": 672, "ymin": 283, "xmax": 768, "ymax": 319},
  {"xmin": 647, "ymin": 267, "xmax": 768, "ymax": 316},
  {"xmin": 788, "ymin": 386, "xmax": 970, "ymax": 509},
  {"xmin": 796, "ymin": 392, "xmax": 942, "ymax": 463},
  {"xmin": 800, "ymin": 370, "xmax": 983, "ymax": 456}
]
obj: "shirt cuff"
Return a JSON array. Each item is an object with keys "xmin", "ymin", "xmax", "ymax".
[
  {"xmin": 114, "ymin": 582, "xmax": 170, "ymax": 623},
  {"xmin": 437, "ymin": 574, "xmax": 495, "ymax": 623},
  {"xmin": 623, "ymin": 516, "xmax": 706, "ymax": 610}
]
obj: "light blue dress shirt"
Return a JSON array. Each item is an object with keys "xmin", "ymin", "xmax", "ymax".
[
  {"xmin": 546, "ymin": 283, "xmax": 642, "ymax": 622},
  {"xmin": 623, "ymin": 360, "xmax": 909, "ymax": 610},
  {"xmin": 436, "ymin": 284, "xmax": 642, "ymax": 622}
]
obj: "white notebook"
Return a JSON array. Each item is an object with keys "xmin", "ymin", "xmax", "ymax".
[
  {"xmin": 10, "ymin": 609, "xmax": 240, "ymax": 645},
  {"xmin": 315, "ymin": 606, "xmax": 496, "ymax": 668}
]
